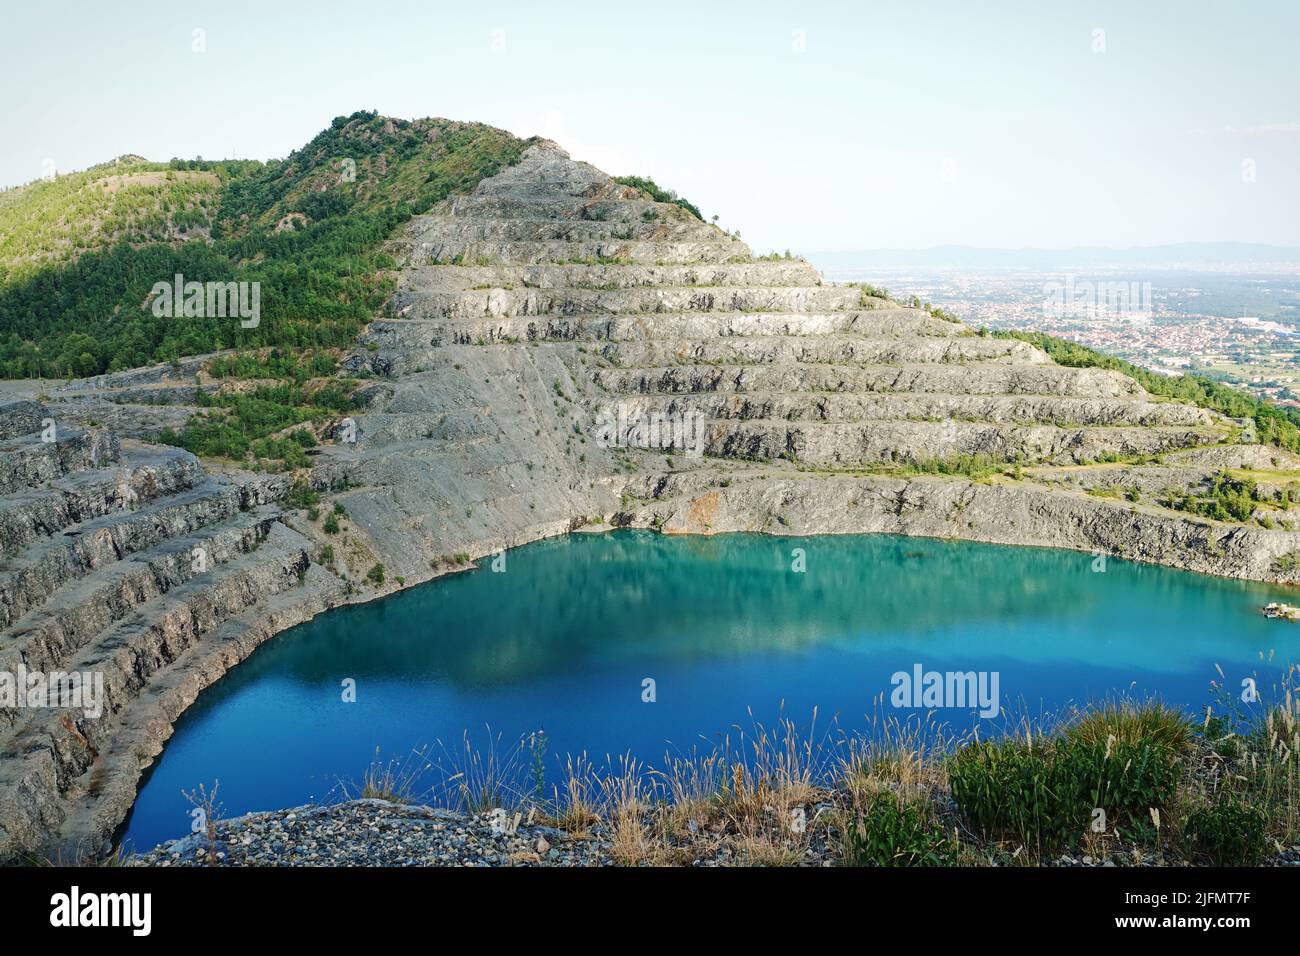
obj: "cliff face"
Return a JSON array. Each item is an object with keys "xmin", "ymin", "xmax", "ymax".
[
  {"xmin": 335, "ymin": 139, "xmax": 1300, "ymax": 582},
  {"xmin": 0, "ymin": 400, "xmax": 349, "ymax": 861},
  {"xmin": 3, "ymin": 139, "xmax": 1299, "ymax": 862}
]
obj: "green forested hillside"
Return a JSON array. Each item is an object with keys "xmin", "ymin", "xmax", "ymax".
[
  {"xmin": 0, "ymin": 112, "xmax": 530, "ymax": 378},
  {"xmin": 0, "ymin": 158, "xmax": 235, "ymax": 282}
]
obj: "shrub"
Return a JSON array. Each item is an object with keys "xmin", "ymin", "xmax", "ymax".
[
  {"xmin": 365, "ymin": 563, "xmax": 385, "ymax": 585},
  {"xmin": 948, "ymin": 737, "xmax": 1067, "ymax": 848},
  {"xmin": 841, "ymin": 792, "xmax": 950, "ymax": 866},
  {"xmin": 1067, "ymin": 700, "xmax": 1193, "ymax": 754},
  {"xmin": 323, "ymin": 513, "xmax": 340, "ymax": 535},
  {"xmin": 923, "ymin": 302, "xmax": 962, "ymax": 324},
  {"xmin": 158, "ymin": 381, "xmax": 358, "ymax": 470},
  {"xmin": 901, "ymin": 453, "xmax": 1001, "ymax": 479},
  {"xmin": 1184, "ymin": 796, "xmax": 1268, "ymax": 865},
  {"xmin": 286, "ymin": 479, "xmax": 320, "ymax": 510},
  {"xmin": 949, "ymin": 706, "xmax": 1186, "ymax": 850},
  {"xmin": 1172, "ymin": 471, "xmax": 1262, "ymax": 523},
  {"xmin": 612, "ymin": 175, "xmax": 702, "ymax": 220},
  {"xmin": 1271, "ymin": 550, "xmax": 1300, "ymax": 574},
  {"xmin": 1056, "ymin": 734, "xmax": 1182, "ymax": 844}
]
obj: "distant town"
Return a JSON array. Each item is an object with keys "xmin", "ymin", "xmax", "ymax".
[{"xmin": 818, "ymin": 262, "xmax": 1300, "ymax": 407}]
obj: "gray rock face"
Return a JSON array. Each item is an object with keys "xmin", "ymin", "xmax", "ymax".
[
  {"xmin": 0, "ymin": 401, "xmax": 46, "ymax": 440},
  {"xmin": 3, "ymin": 137, "xmax": 1298, "ymax": 863},
  {"xmin": 313, "ymin": 138, "xmax": 1300, "ymax": 609},
  {"xmin": 0, "ymin": 409, "xmax": 350, "ymax": 863},
  {"xmin": 618, "ymin": 470, "xmax": 1300, "ymax": 581},
  {"xmin": 0, "ymin": 429, "xmax": 119, "ymax": 496},
  {"xmin": 327, "ymin": 137, "xmax": 1285, "ymax": 588}
]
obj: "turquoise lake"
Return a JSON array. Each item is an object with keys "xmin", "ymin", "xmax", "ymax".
[{"xmin": 121, "ymin": 531, "xmax": 1300, "ymax": 851}]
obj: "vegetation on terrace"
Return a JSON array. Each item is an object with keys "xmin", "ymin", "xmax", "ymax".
[
  {"xmin": 155, "ymin": 376, "xmax": 358, "ymax": 470},
  {"xmin": 206, "ymin": 347, "xmax": 340, "ymax": 382},
  {"xmin": 611, "ymin": 175, "xmax": 703, "ymax": 220}
]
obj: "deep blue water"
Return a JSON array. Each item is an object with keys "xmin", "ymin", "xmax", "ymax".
[{"xmin": 121, "ymin": 531, "xmax": 1300, "ymax": 851}]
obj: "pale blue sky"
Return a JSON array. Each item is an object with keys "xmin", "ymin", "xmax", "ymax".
[{"xmin": 2, "ymin": 0, "xmax": 1297, "ymax": 251}]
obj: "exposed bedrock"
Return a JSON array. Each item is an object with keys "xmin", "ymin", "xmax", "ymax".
[{"xmin": 614, "ymin": 470, "xmax": 1298, "ymax": 582}]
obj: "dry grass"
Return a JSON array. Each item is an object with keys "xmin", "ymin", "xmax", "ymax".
[
  {"xmin": 732, "ymin": 832, "xmax": 806, "ymax": 867},
  {"xmin": 608, "ymin": 809, "xmax": 651, "ymax": 865},
  {"xmin": 551, "ymin": 753, "xmax": 603, "ymax": 833},
  {"xmin": 1066, "ymin": 698, "xmax": 1194, "ymax": 753},
  {"xmin": 429, "ymin": 729, "xmax": 532, "ymax": 813},
  {"xmin": 348, "ymin": 746, "xmax": 432, "ymax": 804},
  {"xmin": 838, "ymin": 706, "xmax": 955, "ymax": 809},
  {"xmin": 1244, "ymin": 692, "xmax": 1300, "ymax": 841},
  {"xmin": 180, "ymin": 780, "xmax": 225, "ymax": 867},
  {"xmin": 1199, "ymin": 666, "xmax": 1300, "ymax": 844},
  {"xmin": 330, "ymin": 690, "xmax": 1295, "ymax": 867}
]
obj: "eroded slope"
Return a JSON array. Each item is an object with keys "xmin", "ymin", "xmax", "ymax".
[{"xmin": 333, "ymin": 139, "xmax": 1300, "ymax": 583}]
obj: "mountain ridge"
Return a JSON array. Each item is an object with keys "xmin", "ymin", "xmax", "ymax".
[{"xmin": 812, "ymin": 242, "xmax": 1300, "ymax": 271}]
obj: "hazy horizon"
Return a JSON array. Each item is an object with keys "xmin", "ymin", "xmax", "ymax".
[{"xmin": 4, "ymin": 0, "xmax": 1298, "ymax": 253}]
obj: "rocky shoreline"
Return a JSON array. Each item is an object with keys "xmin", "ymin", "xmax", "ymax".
[{"xmin": 127, "ymin": 798, "xmax": 1300, "ymax": 868}]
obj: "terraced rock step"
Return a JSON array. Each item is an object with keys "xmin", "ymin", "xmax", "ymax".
[
  {"xmin": 0, "ymin": 429, "xmax": 119, "ymax": 496},
  {"xmin": 594, "ymin": 334, "xmax": 1046, "ymax": 369},
  {"xmin": 0, "ymin": 400, "xmax": 352, "ymax": 863},
  {"xmin": 441, "ymin": 193, "xmax": 670, "ymax": 219},
  {"xmin": 0, "ymin": 523, "xmax": 325, "ymax": 857},
  {"xmin": 410, "ymin": 216, "xmax": 725, "ymax": 243},
  {"xmin": 387, "ymin": 283, "xmax": 860, "ymax": 319},
  {"xmin": 0, "ymin": 478, "xmax": 247, "ymax": 631},
  {"xmin": 52, "ymin": 561, "xmax": 344, "ymax": 861},
  {"xmin": 593, "ymin": 363, "xmax": 1146, "ymax": 398},
  {"xmin": 399, "ymin": 260, "xmax": 822, "ymax": 289},
  {"xmin": 0, "ymin": 401, "xmax": 46, "ymax": 440},
  {"xmin": 13, "ymin": 523, "xmax": 313, "ymax": 749},
  {"xmin": 604, "ymin": 392, "xmax": 1217, "ymax": 427},
  {"xmin": 703, "ymin": 421, "xmax": 1218, "ymax": 467},
  {"xmin": 0, "ymin": 443, "xmax": 203, "ymax": 559},
  {"xmin": 361, "ymin": 308, "xmax": 966, "ymax": 351},
  {"xmin": 410, "ymin": 237, "xmax": 749, "ymax": 265},
  {"xmin": 0, "ymin": 508, "xmax": 280, "ymax": 695}
]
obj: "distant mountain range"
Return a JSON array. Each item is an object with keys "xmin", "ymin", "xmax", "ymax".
[{"xmin": 809, "ymin": 243, "xmax": 1300, "ymax": 271}]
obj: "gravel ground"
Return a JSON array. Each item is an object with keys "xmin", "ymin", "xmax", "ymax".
[
  {"xmin": 128, "ymin": 798, "xmax": 1300, "ymax": 867},
  {"xmin": 128, "ymin": 798, "xmax": 847, "ymax": 867},
  {"xmin": 130, "ymin": 800, "xmax": 611, "ymax": 867}
]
